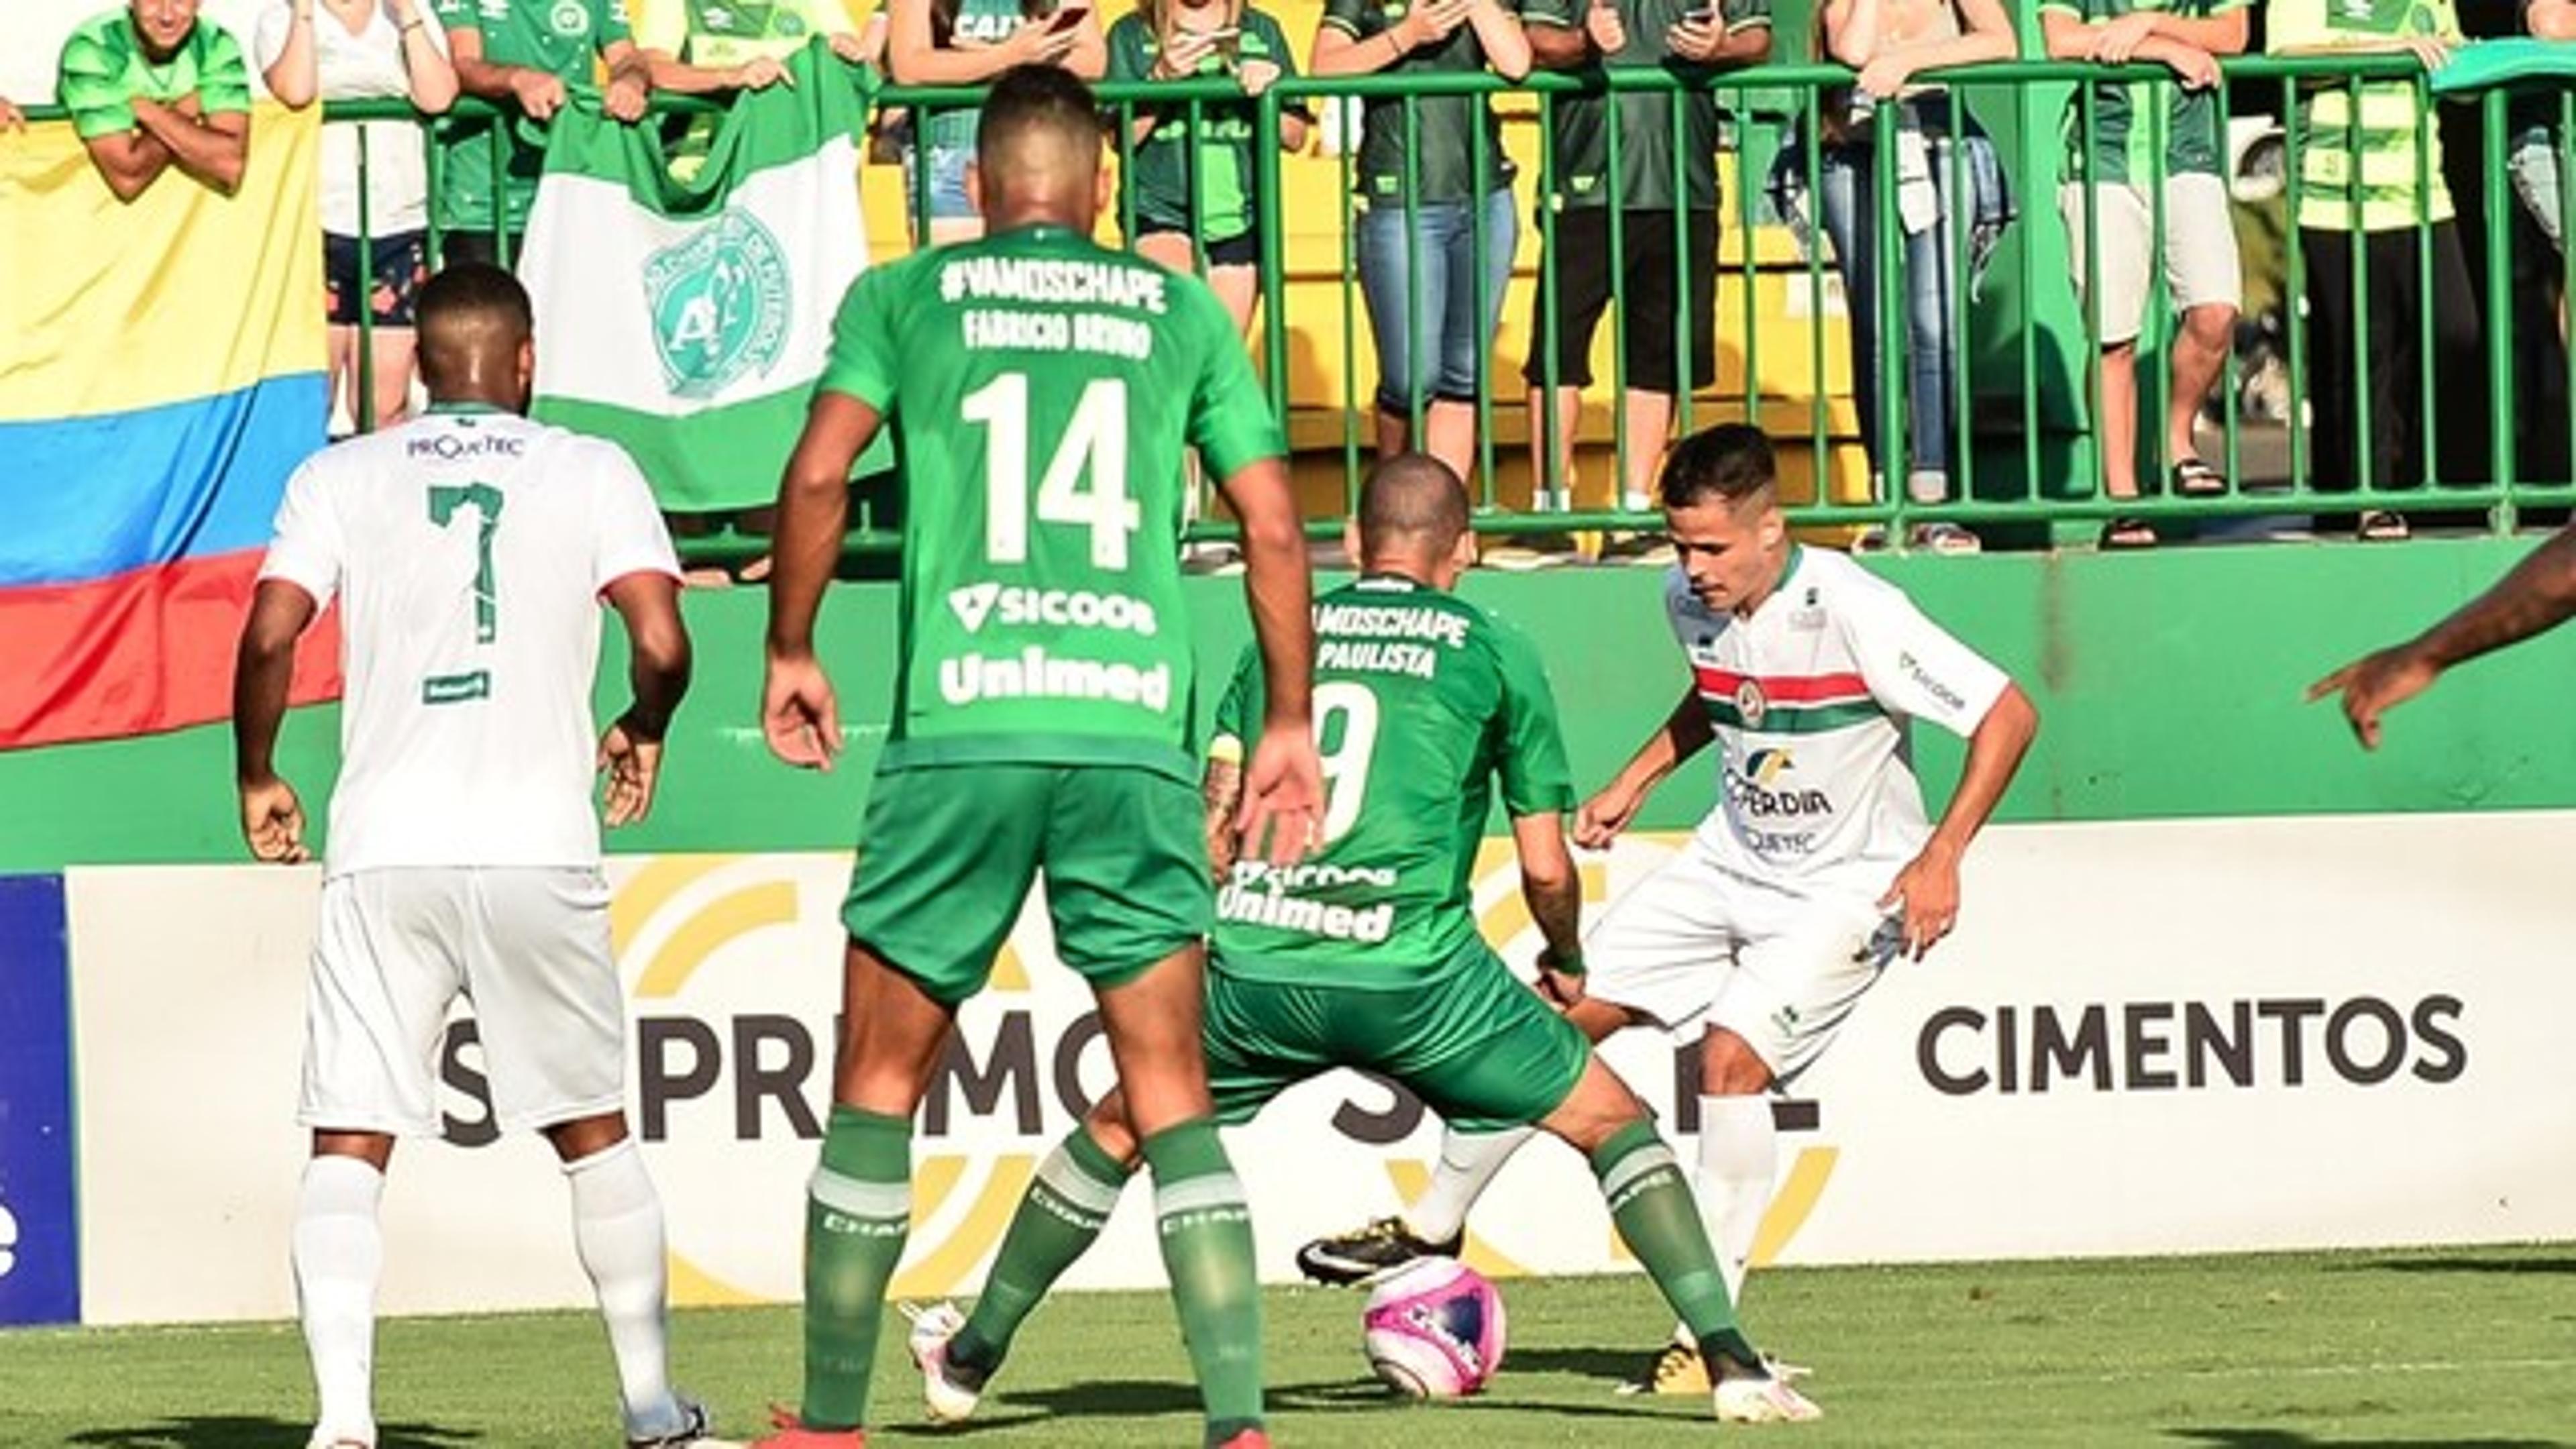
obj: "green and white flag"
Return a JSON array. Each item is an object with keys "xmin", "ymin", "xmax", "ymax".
[{"xmin": 523, "ymin": 42, "xmax": 871, "ymax": 513}]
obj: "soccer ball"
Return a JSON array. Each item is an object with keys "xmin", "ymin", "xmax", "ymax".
[{"xmin": 1360, "ymin": 1256, "xmax": 1506, "ymax": 1398}]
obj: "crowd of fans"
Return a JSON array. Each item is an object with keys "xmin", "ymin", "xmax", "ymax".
[{"xmin": 16, "ymin": 0, "xmax": 2576, "ymax": 557}]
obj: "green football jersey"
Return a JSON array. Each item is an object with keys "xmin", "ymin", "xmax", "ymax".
[
  {"xmin": 56, "ymin": 11, "xmax": 252, "ymax": 140},
  {"xmin": 432, "ymin": 0, "xmax": 634, "ymax": 233},
  {"xmin": 1522, "ymin": 0, "xmax": 1771, "ymax": 212},
  {"xmin": 817, "ymin": 224, "xmax": 1287, "ymax": 781},
  {"xmin": 1209, "ymin": 575, "xmax": 1575, "ymax": 984},
  {"xmin": 2040, "ymin": 0, "xmax": 2247, "ymax": 185},
  {"xmin": 1104, "ymin": 9, "xmax": 1302, "ymax": 241}
]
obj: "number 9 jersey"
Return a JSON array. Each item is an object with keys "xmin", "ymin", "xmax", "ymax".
[
  {"xmin": 1205, "ymin": 575, "xmax": 1575, "ymax": 984},
  {"xmin": 256, "ymin": 407, "xmax": 683, "ymax": 875},
  {"xmin": 816, "ymin": 225, "xmax": 1287, "ymax": 784}
]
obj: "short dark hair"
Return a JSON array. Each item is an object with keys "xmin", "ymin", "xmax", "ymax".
[
  {"xmin": 1658, "ymin": 423, "xmax": 1778, "ymax": 511},
  {"xmin": 1356, "ymin": 452, "xmax": 1470, "ymax": 554},
  {"xmin": 976, "ymin": 64, "xmax": 1105, "ymax": 174},
  {"xmin": 415, "ymin": 262, "xmax": 531, "ymax": 392}
]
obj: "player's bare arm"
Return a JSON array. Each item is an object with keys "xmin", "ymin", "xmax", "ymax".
[
  {"xmin": 232, "ymin": 578, "xmax": 320, "ymax": 863},
  {"xmin": 1201, "ymin": 749, "xmax": 1246, "ymax": 884},
  {"xmin": 1216, "ymin": 455, "xmax": 1322, "ymax": 865},
  {"xmin": 2310, "ymin": 525, "xmax": 2576, "ymax": 749},
  {"xmin": 1513, "ymin": 810, "xmax": 1586, "ymax": 1004},
  {"xmin": 1880, "ymin": 681, "xmax": 2037, "ymax": 960},
  {"xmin": 1574, "ymin": 684, "xmax": 1717, "ymax": 849},
  {"xmin": 129, "ymin": 93, "xmax": 247, "ymax": 193},
  {"xmin": 762, "ymin": 390, "xmax": 877, "ymax": 771},
  {"xmin": 598, "ymin": 572, "xmax": 691, "ymax": 827}
]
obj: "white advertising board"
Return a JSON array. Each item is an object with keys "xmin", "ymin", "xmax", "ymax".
[{"xmin": 66, "ymin": 812, "xmax": 2576, "ymax": 1325}]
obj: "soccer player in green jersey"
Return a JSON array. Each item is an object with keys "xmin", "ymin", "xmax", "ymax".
[
  {"xmin": 896, "ymin": 455, "xmax": 1822, "ymax": 1428},
  {"xmin": 752, "ymin": 65, "xmax": 1322, "ymax": 1449}
]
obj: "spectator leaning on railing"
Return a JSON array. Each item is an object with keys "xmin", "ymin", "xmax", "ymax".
[
  {"xmin": 637, "ymin": 0, "xmax": 885, "ymax": 174},
  {"xmin": 1519, "ymin": 0, "xmax": 1770, "ymax": 543},
  {"xmin": 56, "ymin": 0, "xmax": 253, "ymax": 201},
  {"xmin": 2041, "ymin": 0, "xmax": 2245, "ymax": 550},
  {"xmin": 1311, "ymin": 0, "xmax": 1534, "ymax": 488},
  {"xmin": 257, "ymin": 0, "xmax": 460, "ymax": 433},
  {"xmin": 0, "ymin": 95, "xmax": 23, "ymax": 131},
  {"xmin": 2267, "ymin": 0, "xmax": 2475, "ymax": 542},
  {"xmin": 886, "ymin": 0, "xmax": 1107, "ymax": 246},
  {"xmin": 2513, "ymin": 0, "xmax": 2576, "ymax": 255},
  {"xmin": 1805, "ymin": 0, "xmax": 2016, "ymax": 555},
  {"xmin": 430, "ymin": 0, "xmax": 654, "ymax": 268}
]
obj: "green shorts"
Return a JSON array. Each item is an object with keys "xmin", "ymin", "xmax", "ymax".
[
  {"xmin": 842, "ymin": 763, "xmax": 1213, "ymax": 1006},
  {"xmin": 1202, "ymin": 946, "xmax": 1591, "ymax": 1134}
]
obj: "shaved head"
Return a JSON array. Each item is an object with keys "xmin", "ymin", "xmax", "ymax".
[
  {"xmin": 973, "ymin": 64, "xmax": 1107, "ymax": 225},
  {"xmin": 1355, "ymin": 453, "xmax": 1470, "ymax": 569},
  {"xmin": 415, "ymin": 262, "xmax": 533, "ymax": 407}
]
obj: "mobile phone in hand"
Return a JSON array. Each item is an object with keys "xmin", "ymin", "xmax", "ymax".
[{"xmin": 1045, "ymin": 5, "xmax": 1087, "ymax": 34}]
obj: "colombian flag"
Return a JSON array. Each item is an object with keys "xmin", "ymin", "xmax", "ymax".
[{"xmin": 0, "ymin": 103, "xmax": 340, "ymax": 749}]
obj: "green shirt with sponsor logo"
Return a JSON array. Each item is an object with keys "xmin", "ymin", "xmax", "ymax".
[
  {"xmin": 1521, "ymin": 0, "xmax": 1770, "ymax": 211},
  {"xmin": 918, "ymin": 0, "xmax": 1030, "ymax": 155},
  {"xmin": 56, "ymin": 11, "xmax": 252, "ymax": 141},
  {"xmin": 2267, "ymin": 0, "xmax": 2461, "ymax": 231},
  {"xmin": 433, "ymin": 0, "xmax": 635, "ymax": 233},
  {"xmin": 1104, "ymin": 8, "xmax": 1303, "ymax": 241},
  {"xmin": 1208, "ymin": 576, "xmax": 1574, "ymax": 985},
  {"xmin": 818, "ymin": 224, "xmax": 1285, "ymax": 780},
  {"xmin": 1320, "ymin": 0, "xmax": 1521, "ymax": 203},
  {"xmin": 635, "ymin": 0, "xmax": 849, "ymax": 68},
  {"xmin": 2041, "ymin": 0, "xmax": 2246, "ymax": 185}
]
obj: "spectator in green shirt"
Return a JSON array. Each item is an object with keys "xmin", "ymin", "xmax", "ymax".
[
  {"xmin": 56, "ymin": 0, "xmax": 254, "ymax": 201},
  {"xmin": 432, "ymin": 0, "xmax": 655, "ymax": 267},
  {"xmin": 1520, "ymin": 0, "xmax": 1770, "ymax": 533},
  {"xmin": 2042, "ymin": 0, "xmax": 2246, "ymax": 549},
  {"xmin": 2268, "ymin": 0, "xmax": 2475, "ymax": 541},
  {"xmin": 1313, "ymin": 0, "xmax": 1534, "ymax": 488},
  {"xmin": 638, "ymin": 0, "xmax": 883, "ymax": 168}
]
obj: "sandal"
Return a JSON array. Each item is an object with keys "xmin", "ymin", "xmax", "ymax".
[
  {"xmin": 2100, "ymin": 516, "xmax": 2159, "ymax": 549},
  {"xmin": 2357, "ymin": 508, "xmax": 2411, "ymax": 542},
  {"xmin": 1909, "ymin": 521, "xmax": 1983, "ymax": 555},
  {"xmin": 2171, "ymin": 458, "xmax": 2228, "ymax": 498}
]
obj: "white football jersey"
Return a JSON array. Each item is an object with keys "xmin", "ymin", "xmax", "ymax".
[
  {"xmin": 258, "ymin": 407, "xmax": 682, "ymax": 876},
  {"xmin": 1662, "ymin": 547, "xmax": 2010, "ymax": 896}
]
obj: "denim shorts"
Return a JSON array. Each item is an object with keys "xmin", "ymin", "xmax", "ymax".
[
  {"xmin": 902, "ymin": 142, "xmax": 975, "ymax": 224},
  {"xmin": 1353, "ymin": 187, "xmax": 1519, "ymax": 416}
]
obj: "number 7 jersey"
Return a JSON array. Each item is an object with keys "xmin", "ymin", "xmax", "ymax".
[
  {"xmin": 256, "ymin": 407, "xmax": 683, "ymax": 875},
  {"xmin": 818, "ymin": 224, "xmax": 1288, "ymax": 782}
]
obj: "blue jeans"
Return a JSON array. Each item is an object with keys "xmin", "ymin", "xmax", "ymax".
[
  {"xmin": 1817, "ymin": 129, "xmax": 1964, "ymax": 488},
  {"xmin": 902, "ymin": 142, "xmax": 975, "ymax": 225},
  {"xmin": 1353, "ymin": 189, "xmax": 1519, "ymax": 417}
]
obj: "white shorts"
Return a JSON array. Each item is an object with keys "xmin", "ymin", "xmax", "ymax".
[
  {"xmin": 1582, "ymin": 837, "xmax": 1905, "ymax": 1085},
  {"xmin": 301, "ymin": 867, "xmax": 626, "ymax": 1138},
  {"xmin": 2059, "ymin": 173, "xmax": 2241, "ymax": 345}
]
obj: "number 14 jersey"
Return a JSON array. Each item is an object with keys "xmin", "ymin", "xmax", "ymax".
[
  {"xmin": 257, "ymin": 406, "xmax": 682, "ymax": 876},
  {"xmin": 818, "ymin": 224, "xmax": 1287, "ymax": 783}
]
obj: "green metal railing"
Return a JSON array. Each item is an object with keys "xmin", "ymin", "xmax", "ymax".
[{"xmin": 30, "ymin": 51, "xmax": 2576, "ymax": 558}]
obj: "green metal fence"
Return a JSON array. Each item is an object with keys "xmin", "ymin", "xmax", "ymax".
[{"xmin": 29, "ymin": 52, "xmax": 2576, "ymax": 554}]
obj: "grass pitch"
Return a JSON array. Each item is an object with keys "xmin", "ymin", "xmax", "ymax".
[{"xmin": 7, "ymin": 1244, "xmax": 2573, "ymax": 1448}]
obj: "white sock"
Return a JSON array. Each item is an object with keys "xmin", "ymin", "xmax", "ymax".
[
  {"xmin": 1403, "ymin": 1124, "xmax": 1538, "ymax": 1244},
  {"xmin": 565, "ymin": 1140, "xmax": 684, "ymax": 1438},
  {"xmin": 293, "ymin": 1155, "xmax": 385, "ymax": 1448},
  {"xmin": 1695, "ymin": 1095, "xmax": 1779, "ymax": 1309}
]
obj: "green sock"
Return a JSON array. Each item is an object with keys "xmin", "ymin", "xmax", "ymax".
[
  {"xmin": 1140, "ymin": 1118, "xmax": 1264, "ymax": 1444},
  {"xmin": 951, "ymin": 1127, "xmax": 1135, "ymax": 1381},
  {"xmin": 1592, "ymin": 1121, "xmax": 1760, "ymax": 1374},
  {"xmin": 800, "ymin": 1106, "xmax": 914, "ymax": 1430}
]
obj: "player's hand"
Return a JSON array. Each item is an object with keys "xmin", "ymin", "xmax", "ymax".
[
  {"xmin": 510, "ymin": 69, "xmax": 569, "ymax": 120},
  {"xmin": 763, "ymin": 649, "xmax": 843, "ymax": 771},
  {"xmin": 731, "ymin": 56, "xmax": 792, "ymax": 90},
  {"xmin": 2088, "ymin": 10, "xmax": 2156, "ymax": 64},
  {"xmin": 1237, "ymin": 724, "xmax": 1324, "ymax": 867},
  {"xmin": 1855, "ymin": 54, "xmax": 1914, "ymax": 99},
  {"xmin": 2306, "ymin": 644, "xmax": 2441, "ymax": 751},
  {"xmin": 1572, "ymin": 780, "xmax": 1643, "ymax": 851},
  {"xmin": 1878, "ymin": 843, "xmax": 1961, "ymax": 961},
  {"xmin": 1587, "ymin": 3, "xmax": 1627, "ymax": 54},
  {"xmin": 1535, "ymin": 947, "xmax": 1587, "ymax": 1007},
  {"xmin": 597, "ymin": 716, "xmax": 664, "ymax": 826},
  {"xmin": 2162, "ymin": 44, "xmax": 2221, "ymax": 91},
  {"xmin": 240, "ymin": 775, "xmax": 310, "ymax": 864},
  {"xmin": 604, "ymin": 72, "xmax": 650, "ymax": 122}
]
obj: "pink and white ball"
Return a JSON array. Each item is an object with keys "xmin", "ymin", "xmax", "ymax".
[{"xmin": 1360, "ymin": 1257, "xmax": 1507, "ymax": 1398}]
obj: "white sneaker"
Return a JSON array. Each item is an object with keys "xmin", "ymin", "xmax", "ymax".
[
  {"xmin": 901, "ymin": 1299, "xmax": 983, "ymax": 1424},
  {"xmin": 1714, "ymin": 1371, "xmax": 1823, "ymax": 1424}
]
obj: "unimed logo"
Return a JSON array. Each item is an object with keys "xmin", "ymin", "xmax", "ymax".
[{"xmin": 1917, "ymin": 995, "xmax": 2467, "ymax": 1095}]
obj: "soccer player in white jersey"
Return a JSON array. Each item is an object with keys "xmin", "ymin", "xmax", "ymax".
[
  {"xmin": 231, "ymin": 264, "xmax": 733, "ymax": 1449},
  {"xmin": 1301, "ymin": 423, "xmax": 2039, "ymax": 1389}
]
